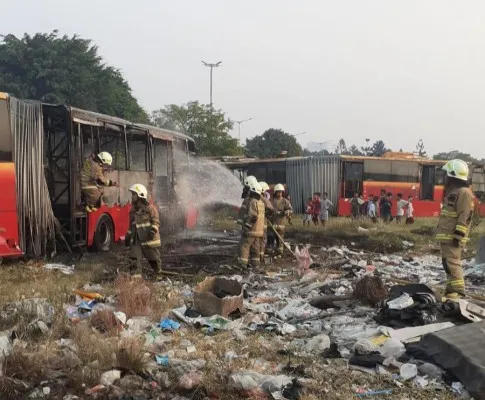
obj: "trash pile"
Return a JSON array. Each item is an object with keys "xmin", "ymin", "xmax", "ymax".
[{"xmin": 2, "ymin": 241, "xmax": 485, "ymax": 399}]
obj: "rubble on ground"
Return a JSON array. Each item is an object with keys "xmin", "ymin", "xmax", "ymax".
[{"xmin": 3, "ymin": 238, "xmax": 485, "ymax": 399}]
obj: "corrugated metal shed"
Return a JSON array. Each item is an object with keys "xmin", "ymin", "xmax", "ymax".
[{"xmin": 286, "ymin": 155, "xmax": 341, "ymax": 214}]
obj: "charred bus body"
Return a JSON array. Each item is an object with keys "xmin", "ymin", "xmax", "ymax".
[{"xmin": 0, "ymin": 93, "xmax": 197, "ymax": 259}]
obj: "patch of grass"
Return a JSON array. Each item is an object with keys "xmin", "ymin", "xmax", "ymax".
[
  {"xmin": 115, "ymin": 337, "xmax": 148, "ymax": 375},
  {"xmin": 115, "ymin": 275, "xmax": 158, "ymax": 319}
]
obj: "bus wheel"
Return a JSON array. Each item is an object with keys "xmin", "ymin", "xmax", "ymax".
[{"xmin": 93, "ymin": 214, "xmax": 114, "ymax": 252}]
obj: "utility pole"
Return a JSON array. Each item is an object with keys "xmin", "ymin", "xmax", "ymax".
[
  {"xmin": 234, "ymin": 117, "xmax": 254, "ymax": 144},
  {"xmin": 201, "ymin": 61, "xmax": 222, "ymax": 107}
]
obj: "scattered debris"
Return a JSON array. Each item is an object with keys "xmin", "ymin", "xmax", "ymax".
[{"xmin": 193, "ymin": 276, "xmax": 244, "ymax": 317}]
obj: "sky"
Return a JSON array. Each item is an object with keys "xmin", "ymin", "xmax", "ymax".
[{"xmin": 2, "ymin": 0, "xmax": 485, "ymax": 158}]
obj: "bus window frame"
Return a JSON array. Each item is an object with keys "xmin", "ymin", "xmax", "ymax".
[
  {"xmin": 126, "ymin": 127, "xmax": 150, "ymax": 172},
  {"xmin": 0, "ymin": 97, "xmax": 13, "ymax": 162}
]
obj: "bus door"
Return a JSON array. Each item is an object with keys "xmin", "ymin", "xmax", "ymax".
[
  {"xmin": 0, "ymin": 93, "xmax": 22, "ymax": 257},
  {"xmin": 421, "ymin": 165, "xmax": 435, "ymax": 200}
]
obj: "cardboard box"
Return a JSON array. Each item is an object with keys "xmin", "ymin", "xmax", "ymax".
[{"xmin": 193, "ymin": 277, "xmax": 244, "ymax": 318}]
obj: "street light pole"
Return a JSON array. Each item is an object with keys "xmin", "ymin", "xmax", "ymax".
[
  {"xmin": 201, "ymin": 61, "xmax": 222, "ymax": 107},
  {"xmin": 234, "ymin": 117, "xmax": 254, "ymax": 144}
]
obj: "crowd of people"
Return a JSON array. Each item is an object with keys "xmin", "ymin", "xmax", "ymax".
[{"xmin": 303, "ymin": 189, "xmax": 415, "ymax": 227}]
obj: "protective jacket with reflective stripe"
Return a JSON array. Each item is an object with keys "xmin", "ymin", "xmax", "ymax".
[
  {"xmin": 128, "ymin": 202, "xmax": 161, "ymax": 247},
  {"xmin": 271, "ymin": 197, "xmax": 292, "ymax": 229},
  {"xmin": 243, "ymin": 197, "xmax": 265, "ymax": 238},
  {"xmin": 81, "ymin": 158, "xmax": 113, "ymax": 189},
  {"xmin": 237, "ymin": 197, "xmax": 250, "ymax": 226},
  {"xmin": 436, "ymin": 184, "xmax": 474, "ymax": 244},
  {"xmin": 262, "ymin": 196, "xmax": 274, "ymax": 230}
]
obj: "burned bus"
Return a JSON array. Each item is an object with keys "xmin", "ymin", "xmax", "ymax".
[{"xmin": 0, "ymin": 93, "xmax": 197, "ymax": 259}]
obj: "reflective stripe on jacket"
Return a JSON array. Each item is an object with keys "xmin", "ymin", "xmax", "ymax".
[
  {"xmin": 127, "ymin": 202, "xmax": 161, "ymax": 247},
  {"xmin": 436, "ymin": 185, "xmax": 474, "ymax": 245},
  {"xmin": 244, "ymin": 198, "xmax": 265, "ymax": 238},
  {"xmin": 81, "ymin": 158, "xmax": 112, "ymax": 189}
]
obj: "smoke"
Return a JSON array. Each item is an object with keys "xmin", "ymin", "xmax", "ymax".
[{"xmin": 174, "ymin": 154, "xmax": 243, "ymax": 211}]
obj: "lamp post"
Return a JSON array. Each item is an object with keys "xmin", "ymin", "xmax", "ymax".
[
  {"xmin": 201, "ymin": 61, "xmax": 222, "ymax": 107},
  {"xmin": 234, "ymin": 117, "xmax": 254, "ymax": 144}
]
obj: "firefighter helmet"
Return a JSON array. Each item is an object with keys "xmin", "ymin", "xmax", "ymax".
[
  {"xmin": 244, "ymin": 175, "xmax": 258, "ymax": 187},
  {"xmin": 442, "ymin": 159, "xmax": 469, "ymax": 182},
  {"xmin": 274, "ymin": 183, "xmax": 285, "ymax": 193},
  {"xmin": 249, "ymin": 180, "xmax": 262, "ymax": 194},
  {"xmin": 98, "ymin": 151, "xmax": 113, "ymax": 166},
  {"xmin": 129, "ymin": 183, "xmax": 148, "ymax": 199},
  {"xmin": 259, "ymin": 182, "xmax": 270, "ymax": 193}
]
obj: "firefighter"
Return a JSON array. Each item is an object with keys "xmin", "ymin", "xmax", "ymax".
[
  {"xmin": 259, "ymin": 181, "xmax": 274, "ymax": 261},
  {"xmin": 270, "ymin": 184, "xmax": 293, "ymax": 256},
  {"xmin": 125, "ymin": 184, "xmax": 162, "ymax": 279},
  {"xmin": 436, "ymin": 159, "xmax": 474, "ymax": 299},
  {"xmin": 81, "ymin": 152, "xmax": 118, "ymax": 212},
  {"xmin": 237, "ymin": 180, "xmax": 265, "ymax": 269},
  {"xmin": 236, "ymin": 176, "xmax": 258, "ymax": 226}
]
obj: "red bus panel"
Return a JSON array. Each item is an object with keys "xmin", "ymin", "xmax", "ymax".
[{"xmin": 0, "ymin": 162, "xmax": 22, "ymax": 257}]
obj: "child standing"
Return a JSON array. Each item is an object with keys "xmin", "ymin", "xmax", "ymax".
[
  {"xmin": 312, "ymin": 193, "xmax": 321, "ymax": 226},
  {"xmin": 368, "ymin": 196, "xmax": 378, "ymax": 223},
  {"xmin": 396, "ymin": 193, "xmax": 408, "ymax": 224},
  {"xmin": 304, "ymin": 197, "xmax": 313, "ymax": 227},
  {"xmin": 319, "ymin": 192, "xmax": 334, "ymax": 228},
  {"xmin": 405, "ymin": 196, "xmax": 414, "ymax": 224}
]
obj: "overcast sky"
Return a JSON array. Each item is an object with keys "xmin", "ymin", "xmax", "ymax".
[{"xmin": 3, "ymin": 0, "xmax": 485, "ymax": 157}]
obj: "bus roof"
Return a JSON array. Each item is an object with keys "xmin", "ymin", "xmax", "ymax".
[{"xmin": 69, "ymin": 106, "xmax": 194, "ymax": 143}]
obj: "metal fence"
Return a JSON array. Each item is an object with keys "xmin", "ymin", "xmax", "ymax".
[{"xmin": 286, "ymin": 155, "xmax": 341, "ymax": 214}]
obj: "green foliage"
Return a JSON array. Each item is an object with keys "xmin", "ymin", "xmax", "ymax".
[
  {"xmin": 433, "ymin": 150, "xmax": 484, "ymax": 164},
  {"xmin": 150, "ymin": 101, "xmax": 241, "ymax": 156},
  {"xmin": 0, "ymin": 31, "xmax": 147, "ymax": 122},
  {"xmin": 415, "ymin": 139, "xmax": 427, "ymax": 157},
  {"xmin": 245, "ymin": 128, "xmax": 303, "ymax": 158},
  {"xmin": 370, "ymin": 140, "xmax": 390, "ymax": 157}
]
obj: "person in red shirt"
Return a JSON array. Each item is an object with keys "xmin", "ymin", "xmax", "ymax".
[
  {"xmin": 303, "ymin": 197, "xmax": 313, "ymax": 227},
  {"xmin": 312, "ymin": 193, "xmax": 321, "ymax": 226}
]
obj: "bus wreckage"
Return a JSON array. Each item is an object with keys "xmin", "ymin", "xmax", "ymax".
[{"xmin": 0, "ymin": 93, "xmax": 198, "ymax": 260}]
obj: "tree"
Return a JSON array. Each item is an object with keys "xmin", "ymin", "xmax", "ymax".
[
  {"xmin": 348, "ymin": 145, "xmax": 363, "ymax": 156},
  {"xmin": 370, "ymin": 140, "xmax": 390, "ymax": 157},
  {"xmin": 415, "ymin": 139, "xmax": 427, "ymax": 157},
  {"xmin": 0, "ymin": 31, "xmax": 148, "ymax": 121},
  {"xmin": 245, "ymin": 129, "xmax": 303, "ymax": 158},
  {"xmin": 361, "ymin": 138, "xmax": 372, "ymax": 156},
  {"xmin": 151, "ymin": 101, "xmax": 241, "ymax": 156},
  {"xmin": 433, "ymin": 151, "xmax": 482, "ymax": 163},
  {"xmin": 335, "ymin": 138, "xmax": 348, "ymax": 155}
]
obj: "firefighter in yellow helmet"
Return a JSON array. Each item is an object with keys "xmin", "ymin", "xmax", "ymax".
[
  {"xmin": 237, "ymin": 176, "xmax": 258, "ymax": 227},
  {"xmin": 259, "ymin": 182, "xmax": 274, "ymax": 261},
  {"xmin": 125, "ymin": 184, "xmax": 162, "ymax": 279},
  {"xmin": 237, "ymin": 180, "xmax": 265, "ymax": 269},
  {"xmin": 270, "ymin": 184, "xmax": 293, "ymax": 256},
  {"xmin": 81, "ymin": 152, "xmax": 118, "ymax": 212},
  {"xmin": 436, "ymin": 159, "xmax": 474, "ymax": 299}
]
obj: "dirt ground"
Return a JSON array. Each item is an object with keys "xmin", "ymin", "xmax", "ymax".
[{"xmin": 0, "ymin": 216, "xmax": 481, "ymax": 399}]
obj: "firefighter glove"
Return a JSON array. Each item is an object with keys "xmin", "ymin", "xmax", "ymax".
[
  {"xmin": 149, "ymin": 227, "xmax": 157, "ymax": 240},
  {"xmin": 452, "ymin": 238, "xmax": 461, "ymax": 248}
]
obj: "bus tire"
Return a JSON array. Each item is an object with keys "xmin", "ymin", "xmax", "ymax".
[{"xmin": 93, "ymin": 214, "xmax": 114, "ymax": 252}]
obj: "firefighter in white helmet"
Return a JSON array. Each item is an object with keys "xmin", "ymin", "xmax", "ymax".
[
  {"xmin": 270, "ymin": 184, "xmax": 293, "ymax": 256},
  {"xmin": 80, "ymin": 151, "xmax": 118, "ymax": 212},
  {"xmin": 436, "ymin": 159, "xmax": 474, "ymax": 298},
  {"xmin": 238, "ymin": 180, "xmax": 265, "ymax": 268},
  {"xmin": 237, "ymin": 176, "xmax": 258, "ymax": 226},
  {"xmin": 259, "ymin": 181, "xmax": 274, "ymax": 261},
  {"xmin": 125, "ymin": 184, "xmax": 162, "ymax": 279}
]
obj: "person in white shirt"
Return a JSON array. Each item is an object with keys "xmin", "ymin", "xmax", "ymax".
[
  {"xmin": 396, "ymin": 193, "xmax": 409, "ymax": 224},
  {"xmin": 405, "ymin": 196, "xmax": 414, "ymax": 224},
  {"xmin": 319, "ymin": 192, "xmax": 334, "ymax": 227},
  {"xmin": 368, "ymin": 196, "xmax": 378, "ymax": 223}
]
